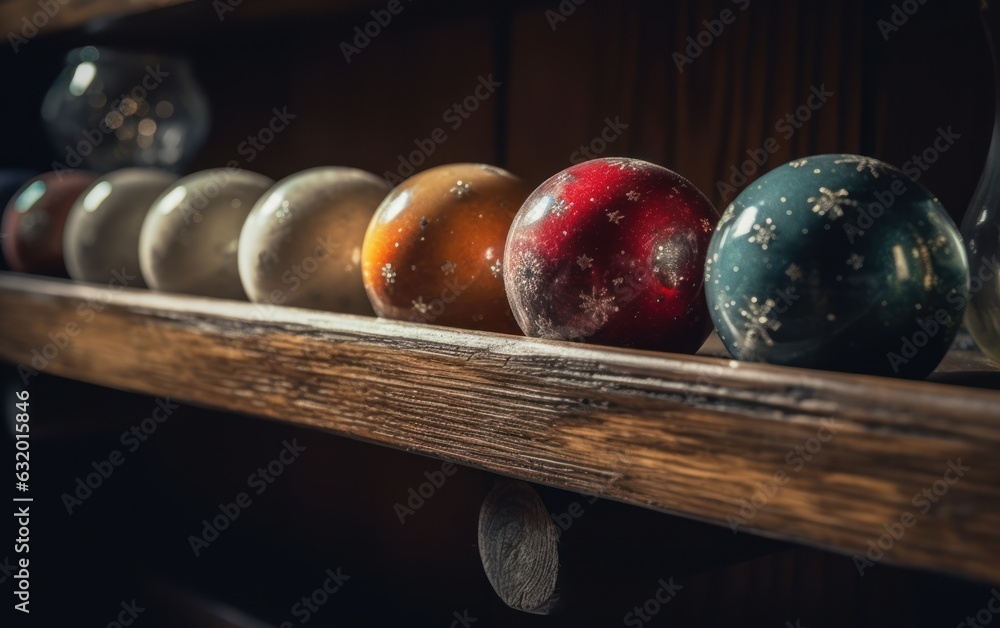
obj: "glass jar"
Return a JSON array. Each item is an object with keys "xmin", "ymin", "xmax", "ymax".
[{"xmin": 41, "ymin": 46, "xmax": 209, "ymax": 173}]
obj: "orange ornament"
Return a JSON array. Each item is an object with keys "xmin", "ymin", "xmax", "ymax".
[{"xmin": 361, "ymin": 164, "xmax": 530, "ymax": 334}]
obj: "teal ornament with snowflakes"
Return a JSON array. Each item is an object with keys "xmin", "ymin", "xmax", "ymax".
[{"xmin": 704, "ymin": 154, "xmax": 968, "ymax": 379}]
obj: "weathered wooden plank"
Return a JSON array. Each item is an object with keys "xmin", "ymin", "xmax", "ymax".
[
  {"xmin": 1, "ymin": 272, "xmax": 999, "ymax": 582},
  {"xmin": 0, "ymin": 0, "xmax": 190, "ymax": 36}
]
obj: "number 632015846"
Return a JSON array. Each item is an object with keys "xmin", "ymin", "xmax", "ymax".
[{"xmin": 15, "ymin": 390, "xmax": 29, "ymax": 479}]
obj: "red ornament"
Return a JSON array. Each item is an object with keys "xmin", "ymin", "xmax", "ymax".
[
  {"xmin": 2, "ymin": 171, "xmax": 98, "ymax": 276},
  {"xmin": 504, "ymin": 158, "xmax": 718, "ymax": 353}
]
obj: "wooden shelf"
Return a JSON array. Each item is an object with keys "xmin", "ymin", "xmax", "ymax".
[
  {"xmin": 0, "ymin": 0, "xmax": 499, "ymax": 39},
  {"xmin": 0, "ymin": 0, "xmax": 191, "ymax": 37},
  {"xmin": 2, "ymin": 272, "xmax": 999, "ymax": 583}
]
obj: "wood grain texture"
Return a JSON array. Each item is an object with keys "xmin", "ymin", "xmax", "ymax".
[
  {"xmin": 1, "ymin": 273, "xmax": 1000, "ymax": 583},
  {"xmin": 0, "ymin": 0, "xmax": 401, "ymax": 37},
  {"xmin": 478, "ymin": 479, "xmax": 560, "ymax": 615},
  {"xmin": 0, "ymin": 0, "xmax": 190, "ymax": 35}
]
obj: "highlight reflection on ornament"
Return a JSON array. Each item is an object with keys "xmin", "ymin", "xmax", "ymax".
[
  {"xmin": 64, "ymin": 168, "xmax": 177, "ymax": 286},
  {"xmin": 707, "ymin": 154, "xmax": 968, "ymax": 379},
  {"xmin": 1, "ymin": 171, "xmax": 98, "ymax": 276}
]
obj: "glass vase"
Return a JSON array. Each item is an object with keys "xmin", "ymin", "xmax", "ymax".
[
  {"xmin": 961, "ymin": 2, "xmax": 1000, "ymax": 362},
  {"xmin": 41, "ymin": 46, "xmax": 209, "ymax": 173}
]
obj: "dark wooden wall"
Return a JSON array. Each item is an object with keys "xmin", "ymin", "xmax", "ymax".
[{"xmin": 0, "ymin": 0, "xmax": 992, "ymax": 224}]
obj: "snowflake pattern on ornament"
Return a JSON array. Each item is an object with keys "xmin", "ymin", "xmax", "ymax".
[
  {"xmin": 579, "ymin": 286, "xmax": 618, "ymax": 327},
  {"xmin": 411, "ymin": 296, "xmax": 430, "ymax": 315},
  {"xmin": 381, "ymin": 263, "xmax": 396, "ymax": 284},
  {"xmin": 748, "ymin": 221, "xmax": 777, "ymax": 250},
  {"xmin": 835, "ymin": 156, "xmax": 887, "ymax": 178},
  {"xmin": 808, "ymin": 187, "xmax": 856, "ymax": 220},
  {"xmin": 533, "ymin": 316, "xmax": 563, "ymax": 340},
  {"xmin": 449, "ymin": 181, "xmax": 472, "ymax": 198},
  {"xmin": 740, "ymin": 296, "xmax": 782, "ymax": 347}
]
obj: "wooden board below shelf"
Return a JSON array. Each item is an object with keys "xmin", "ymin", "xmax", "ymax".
[{"xmin": 0, "ymin": 272, "xmax": 999, "ymax": 583}]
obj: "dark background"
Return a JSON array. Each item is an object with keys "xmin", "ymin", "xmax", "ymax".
[
  {"xmin": 0, "ymin": 0, "xmax": 991, "ymax": 221},
  {"xmin": 0, "ymin": 0, "xmax": 996, "ymax": 626}
]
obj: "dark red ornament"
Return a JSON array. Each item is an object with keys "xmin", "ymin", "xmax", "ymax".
[
  {"xmin": 1, "ymin": 171, "xmax": 98, "ymax": 276},
  {"xmin": 504, "ymin": 157, "xmax": 718, "ymax": 353}
]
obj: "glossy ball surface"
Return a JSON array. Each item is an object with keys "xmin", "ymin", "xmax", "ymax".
[
  {"xmin": 361, "ymin": 163, "xmax": 530, "ymax": 333},
  {"xmin": 140, "ymin": 168, "xmax": 273, "ymax": 299},
  {"xmin": 504, "ymin": 158, "xmax": 718, "ymax": 353},
  {"xmin": 239, "ymin": 167, "xmax": 389, "ymax": 313},
  {"xmin": 706, "ymin": 154, "xmax": 968, "ymax": 379},
  {"xmin": 0, "ymin": 170, "xmax": 37, "ymax": 271},
  {"xmin": 1, "ymin": 171, "xmax": 98, "ymax": 275},
  {"xmin": 65, "ymin": 168, "xmax": 177, "ymax": 287}
]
